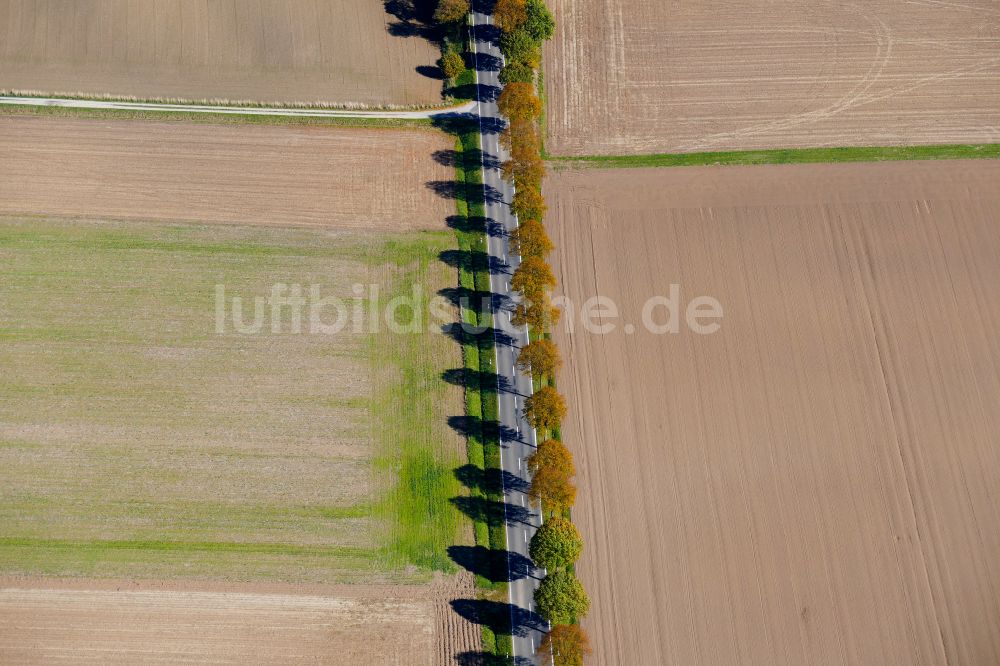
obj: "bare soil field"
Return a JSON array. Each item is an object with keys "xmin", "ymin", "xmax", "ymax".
[
  {"xmin": 544, "ymin": 0, "xmax": 1000, "ymax": 155},
  {"xmin": 0, "ymin": 576, "xmax": 479, "ymax": 664},
  {"xmin": 548, "ymin": 160, "xmax": 1000, "ymax": 665},
  {"xmin": 0, "ymin": 0, "xmax": 442, "ymax": 106},
  {"xmin": 0, "ymin": 115, "xmax": 452, "ymax": 230}
]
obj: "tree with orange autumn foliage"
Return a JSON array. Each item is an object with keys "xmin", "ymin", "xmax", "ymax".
[
  {"xmin": 498, "ymin": 82, "xmax": 542, "ymax": 122},
  {"xmin": 539, "ymin": 624, "xmax": 593, "ymax": 666},
  {"xmin": 516, "ymin": 338, "xmax": 562, "ymax": 379},
  {"xmin": 509, "ymin": 218, "xmax": 553, "ymax": 259},
  {"xmin": 494, "ymin": 0, "xmax": 528, "ymax": 31},
  {"xmin": 524, "ymin": 385, "xmax": 567, "ymax": 430}
]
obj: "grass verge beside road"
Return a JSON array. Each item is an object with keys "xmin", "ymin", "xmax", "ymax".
[
  {"xmin": 451, "ymin": 129, "xmax": 516, "ymax": 659},
  {"xmin": 548, "ymin": 143, "xmax": 1000, "ymax": 168}
]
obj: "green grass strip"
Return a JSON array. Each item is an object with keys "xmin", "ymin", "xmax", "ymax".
[
  {"xmin": 549, "ymin": 143, "xmax": 1000, "ymax": 169},
  {"xmin": 0, "ymin": 537, "xmax": 377, "ymax": 558}
]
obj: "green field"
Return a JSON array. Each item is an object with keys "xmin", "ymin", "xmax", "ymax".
[{"xmin": 0, "ymin": 217, "xmax": 466, "ymax": 582}]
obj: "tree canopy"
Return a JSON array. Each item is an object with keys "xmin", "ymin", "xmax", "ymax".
[
  {"xmin": 530, "ymin": 516, "xmax": 583, "ymax": 571},
  {"xmin": 434, "ymin": 0, "xmax": 470, "ymax": 24},
  {"xmin": 500, "ymin": 118, "xmax": 539, "ymax": 153},
  {"xmin": 498, "ymin": 82, "xmax": 542, "ymax": 122},
  {"xmin": 516, "ymin": 338, "xmax": 562, "ymax": 378},
  {"xmin": 523, "ymin": 386, "xmax": 567, "ymax": 430},
  {"xmin": 512, "ymin": 296, "xmax": 561, "ymax": 330},
  {"xmin": 500, "ymin": 61, "xmax": 535, "ymax": 85},
  {"xmin": 440, "ymin": 51, "xmax": 466, "ymax": 80},
  {"xmin": 508, "ymin": 219, "xmax": 553, "ymax": 259},
  {"xmin": 511, "ymin": 256, "xmax": 557, "ymax": 299},
  {"xmin": 534, "ymin": 570, "xmax": 591, "ymax": 625},
  {"xmin": 530, "ymin": 462, "xmax": 576, "ymax": 511},
  {"xmin": 538, "ymin": 624, "xmax": 593, "ymax": 666},
  {"xmin": 527, "ymin": 438, "xmax": 574, "ymax": 476},
  {"xmin": 511, "ymin": 187, "xmax": 548, "ymax": 222},
  {"xmin": 494, "ymin": 0, "xmax": 528, "ymax": 31},
  {"xmin": 502, "ymin": 152, "xmax": 545, "ymax": 191},
  {"xmin": 524, "ymin": 0, "xmax": 556, "ymax": 41},
  {"xmin": 500, "ymin": 28, "xmax": 542, "ymax": 67}
]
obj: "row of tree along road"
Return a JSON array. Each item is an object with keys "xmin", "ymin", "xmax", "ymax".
[
  {"xmin": 429, "ymin": 0, "xmax": 592, "ymax": 660},
  {"xmin": 496, "ymin": 2, "xmax": 594, "ymax": 664}
]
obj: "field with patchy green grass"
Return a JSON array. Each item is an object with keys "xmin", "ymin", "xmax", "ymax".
[{"xmin": 0, "ymin": 216, "xmax": 467, "ymax": 583}]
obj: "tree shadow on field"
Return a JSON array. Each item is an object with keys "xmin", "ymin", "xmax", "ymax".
[
  {"xmin": 416, "ymin": 64, "xmax": 446, "ymax": 80},
  {"xmin": 384, "ymin": 0, "xmax": 439, "ymax": 39},
  {"xmin": 443, "ymin": 367, "xmax": 516, "ymax": 395},
  {"xmin": 451, "ymin": 495, "xmax": 534, "ymax": 528},
  {"xmin": 468, "ymin": 51, "xmax": 503, "ymax": 73},
  {"xmin": 473, "ymin": 22, "xmax": 503, "ymax": 47},
  {"xmin": 427, "ymin": 179, "xmax": 504, "ymax": 205},
  {"xmin": 446, "ymin": 214, "xmax": 505, "ymax": 238},
  {"xmin": 449, "ymin": 545, "xmax": 537, "ymax": 582},
  {"xmin": 456, "ymin": 652, "xmax": 534, "ymax": 666},
  {"xmin": 451, "ymin": 599, "xmax": 547, "ymax": 638},
  {"xmin": 439, "ymin": 317, "xmax": 517, "ymax": 346},
  {"xmin": 432, "ymin": 112, "xmax": 506, "ymax": 136},
  {"xmin": 439, "ymin": 249, "xmax": 510, "ymax": 276},
  {"xmin": 454, "ymin": 463, "xmax": 530, "ymax": 495},
  {"xmin": 433, "ymin": 148, "xmax": 502, "ymax": 171},
  {"xmin": 447, "ymin": 414, "xmax": 521, "ymax": 445},
  {"xmin": 447, "ymin": 82, "xmax": 502, "ymax": 103}
]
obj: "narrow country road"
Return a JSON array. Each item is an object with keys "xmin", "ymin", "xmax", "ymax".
[
  {"xmin": 470, "ymin": 5, "xmax": 547, "ymax": 664},
  {"xmin": 0, "ymin": 95, "xmax": 476, "ymax": 119}
]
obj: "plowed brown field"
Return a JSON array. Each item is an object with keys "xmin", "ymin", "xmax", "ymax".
[
  {"xmin": 0, "ymin": 0, "xmax": 442, "ymax": 106},
  {"xmin": 548, "ymin": 160, "xmax": 1000, "ymax": 665},
  {"xmin": 0, "ymin": 576, "xmax": 479, "ymax": 665},
  {"xmin": 545, "ymin": 0, "xmax": 1000, "ymax": 155},
  {"xmin": 0, "ymin": 115, "xmax": 452, "ymax": 229}
]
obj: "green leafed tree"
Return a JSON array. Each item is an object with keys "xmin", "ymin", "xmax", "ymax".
[
  {"xmin": 530, "ymin": 516, "xmax": 583, "ymax": 571},
  {"xmin": 524, "ymin": 0, "xmax": 556, "ymax": 41},
  {"xmin": 500, "ymin": 61, "xmax": 535, "ymax": 85},
  {"xmin": 441, "ymin": 51, "xmax": 466, "ymax": 80},
  {"xmin": 434, "ymin": 0, "xmax": 470, "ymax": 24},
  {"xmin": 534, "ymin": 570, "xmax": 591, "ymax": 625},
  {"xmin": 500, "ymin": 29, "xmax": 542, "ymax": 68}
]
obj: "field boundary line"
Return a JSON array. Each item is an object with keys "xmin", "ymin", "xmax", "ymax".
[{"xmin": 547, "ymin": 144, "xmax": 1000, "ymax": 169}]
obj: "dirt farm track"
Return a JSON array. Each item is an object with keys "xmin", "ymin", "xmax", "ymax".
[
  {"xmin": 545, "ymin": 0, "xmax": 1000, "ymax": 155},
  {"xmin": 549, "ymin": 160, "xmax": 1000, "ymax": 665}
]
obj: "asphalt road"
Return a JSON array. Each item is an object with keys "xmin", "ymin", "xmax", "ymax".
[{"xmin": 469, "ymin": 6, "xmax": 547, "ymax": 664}]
